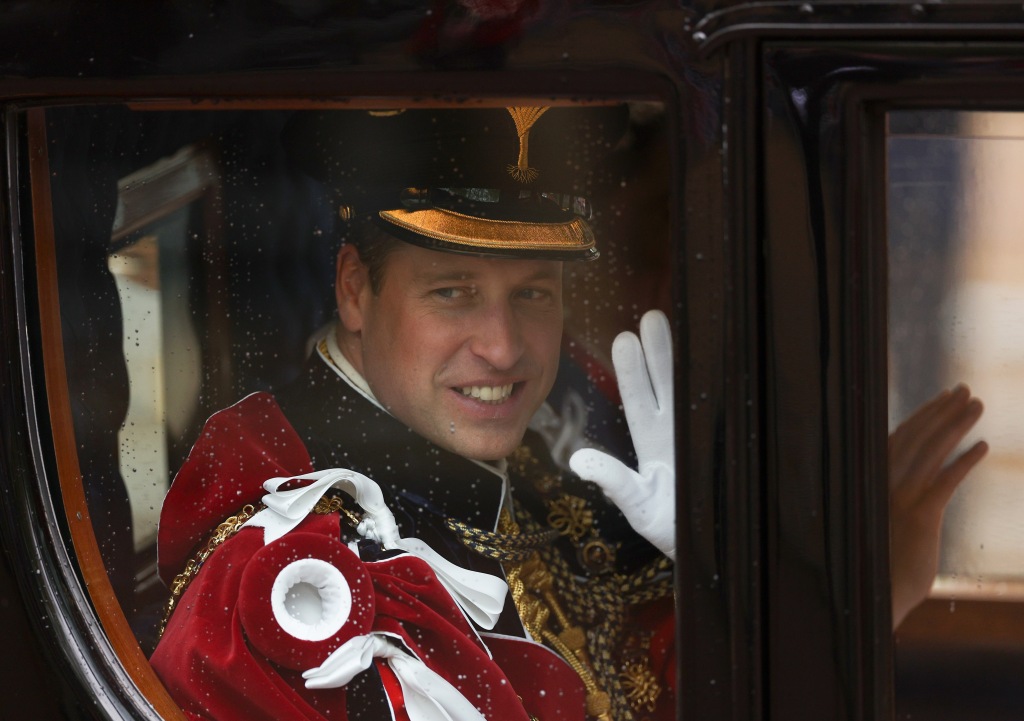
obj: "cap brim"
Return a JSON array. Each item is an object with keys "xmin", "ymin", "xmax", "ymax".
[{"xmin": 377, "ymin": 208, "xmax": 599, "ymax": 261}]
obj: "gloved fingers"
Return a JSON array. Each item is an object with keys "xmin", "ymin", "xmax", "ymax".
[
  {"xmin": 638, "ymin": 310, "xmax": 673, "ymax": 412},
  {"xmin": 611, "ymin": 311, "xmax": 674, "ymax": 427},
  {"xmin": 569, "ymin": 448, "xmax": 644, "ymax": 511},
  {"xmin": 611, "ymin": 329, "xmax": 658, "ymax": 424}
]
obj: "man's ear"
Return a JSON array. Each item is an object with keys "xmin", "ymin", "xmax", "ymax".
[{"xmin": 335, "ymin": 244, "xmax": 370, "ymax": 334}]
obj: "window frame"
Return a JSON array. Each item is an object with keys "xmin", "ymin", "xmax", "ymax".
[{"xmin": 759, "ymin": 39, "xmax": 1024, "ymax": 721}]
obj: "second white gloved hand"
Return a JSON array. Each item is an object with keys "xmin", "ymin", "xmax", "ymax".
[{"xmin": 569, "ymin": 310, "xmax": 676, "ymax": 560}]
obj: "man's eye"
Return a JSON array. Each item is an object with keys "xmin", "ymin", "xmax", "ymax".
[
  {"xmin": 516, "ymin": 288, "xmax": 551, "ymax": 301},
  {"xmin": 433, "ymin": 287, "xmax": 467, "ymax": 300}
]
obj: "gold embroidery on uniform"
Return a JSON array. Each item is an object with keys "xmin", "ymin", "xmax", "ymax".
[
  {"xmin": 547, "ymin": 493, "xmax": 593, "ymax": 542},
  {"xmin": 511, "ymin": 445, "xmax": 616, "ymax": 576},
  {"xmin": 497, "ymin": 478, "xmax": 617, "ymax": 720},
  {"xmin": 513, "ymin": 553, "xmax": 613, "ymax": 721},
  {"xmin": 620, "ymin": 658, "xmax": 662, "ymax": 713}
]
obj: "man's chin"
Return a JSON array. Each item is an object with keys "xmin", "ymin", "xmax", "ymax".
[{"xmin": 435, "ymin": 430, "xmax": 524, "ymax": 463}]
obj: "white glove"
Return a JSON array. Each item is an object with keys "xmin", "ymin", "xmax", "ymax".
[{"xmin": 569, "ymin": 310, "xmax": 676, "ymax": 560}]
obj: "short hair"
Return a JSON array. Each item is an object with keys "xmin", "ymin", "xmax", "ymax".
[{"xmin": 341, "ymin": 218, "xmax": 402, "ymax": 294}]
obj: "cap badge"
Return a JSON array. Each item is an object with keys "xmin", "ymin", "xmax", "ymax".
[{"xmin": 506, "ymin": 106, "xmax": 549, "ymax": 184}]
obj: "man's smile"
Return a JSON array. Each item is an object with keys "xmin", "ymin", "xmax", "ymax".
[{"xmin": 456, "ymin": 383, "xmax": 516, "ymax": 404}]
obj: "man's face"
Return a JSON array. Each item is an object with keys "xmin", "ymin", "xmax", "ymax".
[{"xmin": 337, "ymin": 243, "xmax": 564, "ymax": 461}]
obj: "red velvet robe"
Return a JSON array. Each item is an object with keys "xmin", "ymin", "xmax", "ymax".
[{"xmin": 151, "ymin": 392, "xmax": 586, "ymax": 721}]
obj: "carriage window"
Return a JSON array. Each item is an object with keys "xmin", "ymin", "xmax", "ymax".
[
  {"xmin": 889, "ymin": 110, "xmax": 1024, "ymax": 599},
  {"xmin": 31, "ymin": 101, "xmax": 675, "ymax": 716},
  {"xmin": 109, "ymin": 145, "xmax": 219, "ymax": 550}
]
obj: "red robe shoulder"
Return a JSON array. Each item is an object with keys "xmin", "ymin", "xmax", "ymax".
[{"xmin": 158, "ymin": 392, "xmax": 314, "ymax": 588}]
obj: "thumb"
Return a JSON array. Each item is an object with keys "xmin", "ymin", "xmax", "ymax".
[{"xmin": 569, "ymin": 448, "xmax": 636, "ymax": 505}]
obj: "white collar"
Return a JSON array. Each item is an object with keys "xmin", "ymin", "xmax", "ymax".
[{"xmin": 321, "ymin": 326, "xmax": 383, "ymax": 409}]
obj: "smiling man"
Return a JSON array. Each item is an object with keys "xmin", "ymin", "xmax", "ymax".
[{"xmin": 334, "ymin": 242, "xmax": 565, "ymax": 462}]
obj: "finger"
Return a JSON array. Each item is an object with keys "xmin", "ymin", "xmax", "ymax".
[
  {"xmin": 896, "ymin": 396, "xmax": 984, "ymax": 494},
  {"xmin": 926, "ymin": 439, "xmax": 989, "ymax": 511},
  {"xmin": 890, "ymin": 385, "xmax": 968, "ymax": 455},
  {"xmin": 889, "ymin": 386, "xmax": 954, "ymax": 448},
  {"xmin": 611, "ymin": 329, "xmax": 656, "ymax": 421},
  {"xmin": 569, "ymin": 448, "xmax": 637, "ymax": 505},
  {"xmin": 890, "ymin": 387, "xmax": 979, "ymax": 484},
  {"xmin": 638, "ymin": 310, "xmax": 673, "ymax": 412},
  {"xmin": 891, "ymin": 403, "xmax": 980, "ymax": 498}
]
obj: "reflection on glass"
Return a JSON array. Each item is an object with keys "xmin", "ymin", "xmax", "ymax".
[
  {"xmin": 889, "ymin": 110, "xmax": 1024, "ymax": 597},
  {"xmin": 108, "ymin": 146, "xmax": 213, "ymax": 554},
  {"xmin": 109, "ymin": 234, "xmax": 172, "ymax": 550}
]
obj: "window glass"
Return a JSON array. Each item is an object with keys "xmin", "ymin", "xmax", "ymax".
[
  {"xmin": 35, "ymin": 101, "xmax": 676, "ymax": 718},
  {"xmin": 889, "ymin": 110, "xmax": 1024, "ymax": 597},
  {"xmin": 108, "ymin": 145, "xmax": 216, "ymax": 553}
]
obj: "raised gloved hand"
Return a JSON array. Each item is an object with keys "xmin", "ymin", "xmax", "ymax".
[{"xmin": 569, "ymin": 310, "xmax": 676, "ymax": 560}]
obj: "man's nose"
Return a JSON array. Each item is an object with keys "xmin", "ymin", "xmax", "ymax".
[{"xmin": 468, "ymin": 303, "xmax": 525, "ymax": 371}]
